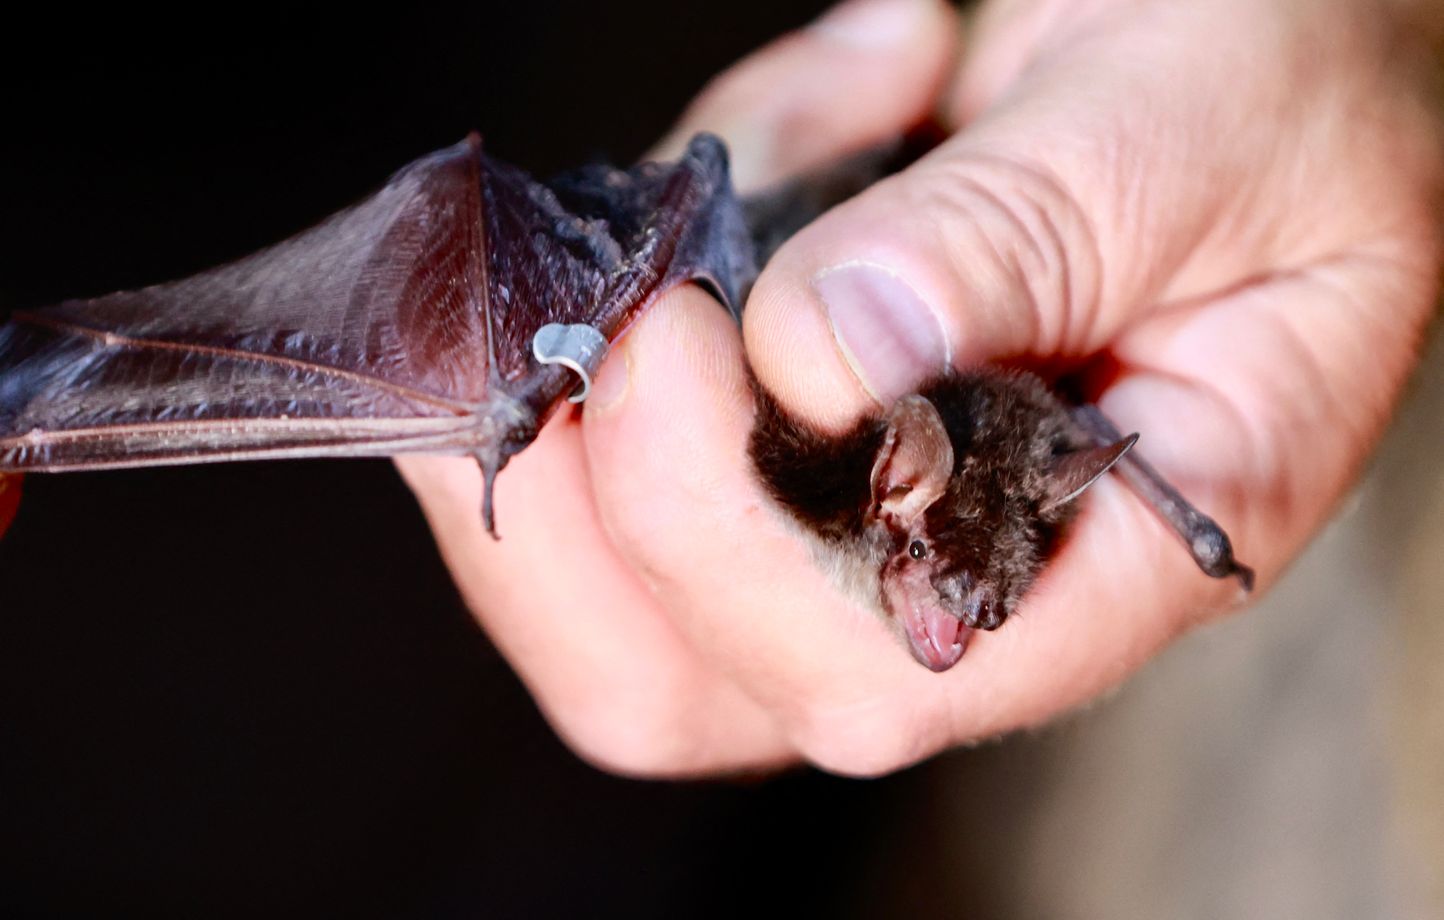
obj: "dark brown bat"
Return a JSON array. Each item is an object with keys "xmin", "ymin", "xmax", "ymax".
[
  {"xmin": 751, "ymin": 374, "xmax": 1251, "ymax": 671},
  {"xmin": 0, "ymin": 134, "xmax": 1251, "ymax": 672}
]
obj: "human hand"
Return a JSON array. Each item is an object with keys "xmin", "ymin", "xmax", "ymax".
[{"xmin": 398, "ymin": 0, "xmax": 1443, "ymax": 776}]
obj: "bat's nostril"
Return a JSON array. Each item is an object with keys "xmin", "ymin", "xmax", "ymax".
[
  {"xmin": 961, "ymin": 587, "xmax": 1004, "ymax": 631},
  {"xmin": 931, "ymin": 570, "xmax": 971, "ymax": 605},
  {"xmin": 977, "ymin": 599, "xmax": 1003, "ymax": 630}
]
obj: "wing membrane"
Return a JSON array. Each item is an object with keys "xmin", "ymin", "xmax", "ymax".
[
  {"xmin": 0, "ymin": 138, "xmax": 498, "ymax": 469},
  {"xmin": 0, "ymin": 133, "xmax": 754, "ymax": 517}
]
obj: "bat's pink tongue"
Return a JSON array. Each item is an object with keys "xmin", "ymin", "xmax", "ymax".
[
  {"xmin": 902, "ymin": 604, "xmax": 971, "ymax": 672},
  {"xmin": 882, "ymin": 563, "xmax": 973, "ymax": 672}
]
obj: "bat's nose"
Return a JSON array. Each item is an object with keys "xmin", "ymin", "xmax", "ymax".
[
  {"xmin": 963, "ymin": 590, "xmax": 1004, "ymax": 631},
  {"xmin": 931, "ymin": 570, "xmax": 971, "ymax": 604},
  {"xmin": 932, "ymin": 572, "xmax": 1004, "ymax": 631},
  {"xmin": 935, "ymin": 574, "xmax": 1005, "ymax": 632}
]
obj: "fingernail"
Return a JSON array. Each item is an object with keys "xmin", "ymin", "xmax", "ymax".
[
  {"xmin": 814, "ymin": 263, "xmax": 949, "ymax": 404},
  {"xmin": 811, "ymin": 0, "xmax": 927, "ymax": 48},
  {"xmin": 586, "ymin": 347, "xmax": 631, "ymax": 415}
]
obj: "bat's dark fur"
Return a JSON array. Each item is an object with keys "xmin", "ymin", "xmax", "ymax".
[{"xmin": 751, "ymin": 370, "xmax": 1112, "ymax": 671}]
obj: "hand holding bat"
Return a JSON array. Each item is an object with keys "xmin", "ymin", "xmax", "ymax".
[
  {"xmin": 3, "ymin": 0, "xmax": 1438, "ymax": 776},
  {"xmin": 402, "ymin": 0, "xmax": 1443, "ymax": 774}
]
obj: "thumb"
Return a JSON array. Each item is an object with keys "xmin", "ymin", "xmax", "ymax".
[
  {"xmin": 744, "ymin": 0, "xmax": 1342, "ymax": 430},
  {"xmin": 652, "ymin": 0, "xmax": 959, "ymax": 191}
]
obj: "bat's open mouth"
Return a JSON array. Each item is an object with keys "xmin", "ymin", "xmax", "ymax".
[
  {"xmin": 902, "ymin": 604, "xmax": 972, "ymax": 672},
  {"xmin": 881, "ymin": 558, "xmax": 974, "ymax": 672}
]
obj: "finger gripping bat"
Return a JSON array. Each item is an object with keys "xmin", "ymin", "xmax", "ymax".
[{"xmin": 0, "ymin": 134, "xmax": 1252, "ymax": 671}]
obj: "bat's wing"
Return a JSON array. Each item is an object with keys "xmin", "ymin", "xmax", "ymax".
[{"xmin": 0, "ymin": 133, "xmax": 754, "ymax": 529}]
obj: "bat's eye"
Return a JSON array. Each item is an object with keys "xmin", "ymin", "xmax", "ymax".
[{"xmin": 909, "ymin": 540, "xmax": 927, "ymax": 560}]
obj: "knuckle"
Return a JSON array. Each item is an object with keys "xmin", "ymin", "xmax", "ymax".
[
  {"xmin": 907, "ymin": 152, "xmax": 1104, "ymax": 355},
  {"xmin": 786, "ymin": 695, "xmax": 937, "ymax": 777},
  {"xmin": 551, "ymin": 678, "xmax": 709, "ymax": 778}
]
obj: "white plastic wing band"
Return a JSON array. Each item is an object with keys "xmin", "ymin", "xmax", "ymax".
[{"xmin": 531, "ymin": 322, "xmax": 610, "ymax": 404}]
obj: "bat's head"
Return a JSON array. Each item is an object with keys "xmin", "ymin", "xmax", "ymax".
[{"xmin": 866, "ymin": 394, "xmax": 1133, "ymax": 672}]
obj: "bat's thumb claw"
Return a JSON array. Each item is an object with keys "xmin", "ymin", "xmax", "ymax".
[
  {"xmin": 482, "ymin": 496, "xmax": 499, "ymax": 541},
  {"xmin": 475, "ymin": 451, "xmax": 502, "ymax": 540},
  {"xmin": 1232, "ymin": 563, "xmax": 1256, "ymax": 593}
]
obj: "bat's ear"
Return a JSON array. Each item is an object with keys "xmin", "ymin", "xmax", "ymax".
[
  {"xmin": 870, "ymin": 396, "xmax": 955, "ymax": 529},
  {"xmin": 1041, "ymin": 434, "xmax": 1138, "ymax": 514}
]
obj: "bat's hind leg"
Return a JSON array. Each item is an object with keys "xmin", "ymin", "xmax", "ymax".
[{"xmin": 1070, "ymin": 405, "xmax": 1255, "ymax": 590}]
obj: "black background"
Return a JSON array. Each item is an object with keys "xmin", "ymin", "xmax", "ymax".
[{"xmin": 0, "ymin": 4, "xmax": 1060, "ymax": 916}]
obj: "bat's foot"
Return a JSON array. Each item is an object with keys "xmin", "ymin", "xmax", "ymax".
[
  {"xmin": 1186, "ymin": 513, "xmax": 1254, "ymax": 591},
  {"xmin": 1069, "ymin": 404, "xmax": 1254, "ymax": 592}
]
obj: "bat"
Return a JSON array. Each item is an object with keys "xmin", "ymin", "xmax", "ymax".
[
  {"xmin": 751, "ymin": 375, "xmax": 1251, "ymax": 671},
  {"xmin": 0, "ymin": 133, "xmax": 1251, "ymax": 671}
]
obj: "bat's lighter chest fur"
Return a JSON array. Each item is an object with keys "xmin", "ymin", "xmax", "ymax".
[{"xmin": 768, "ymin": 499, "xmax": 890, "ymax": 623}]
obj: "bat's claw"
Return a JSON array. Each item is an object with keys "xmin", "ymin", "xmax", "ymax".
[
  {"xmin": 1187, "ymin": 514, "xmax": 1254, "ymax": 591},
  {"xmin": 1231, "ymin": 562, "xmax": 1256, "ymax": 593},
  {"xmin": 475, "ymin": 450, "xmax": 501, "ymax": 540}
]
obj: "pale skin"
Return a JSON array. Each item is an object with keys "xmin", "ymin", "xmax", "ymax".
[
  {"xmin": 216, "ymin": 0, "xmax": 1433, "ymax": 775},
  {"xmin": 0, "ymin": 1, "xmax": 1428, "ymax": 775}
]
